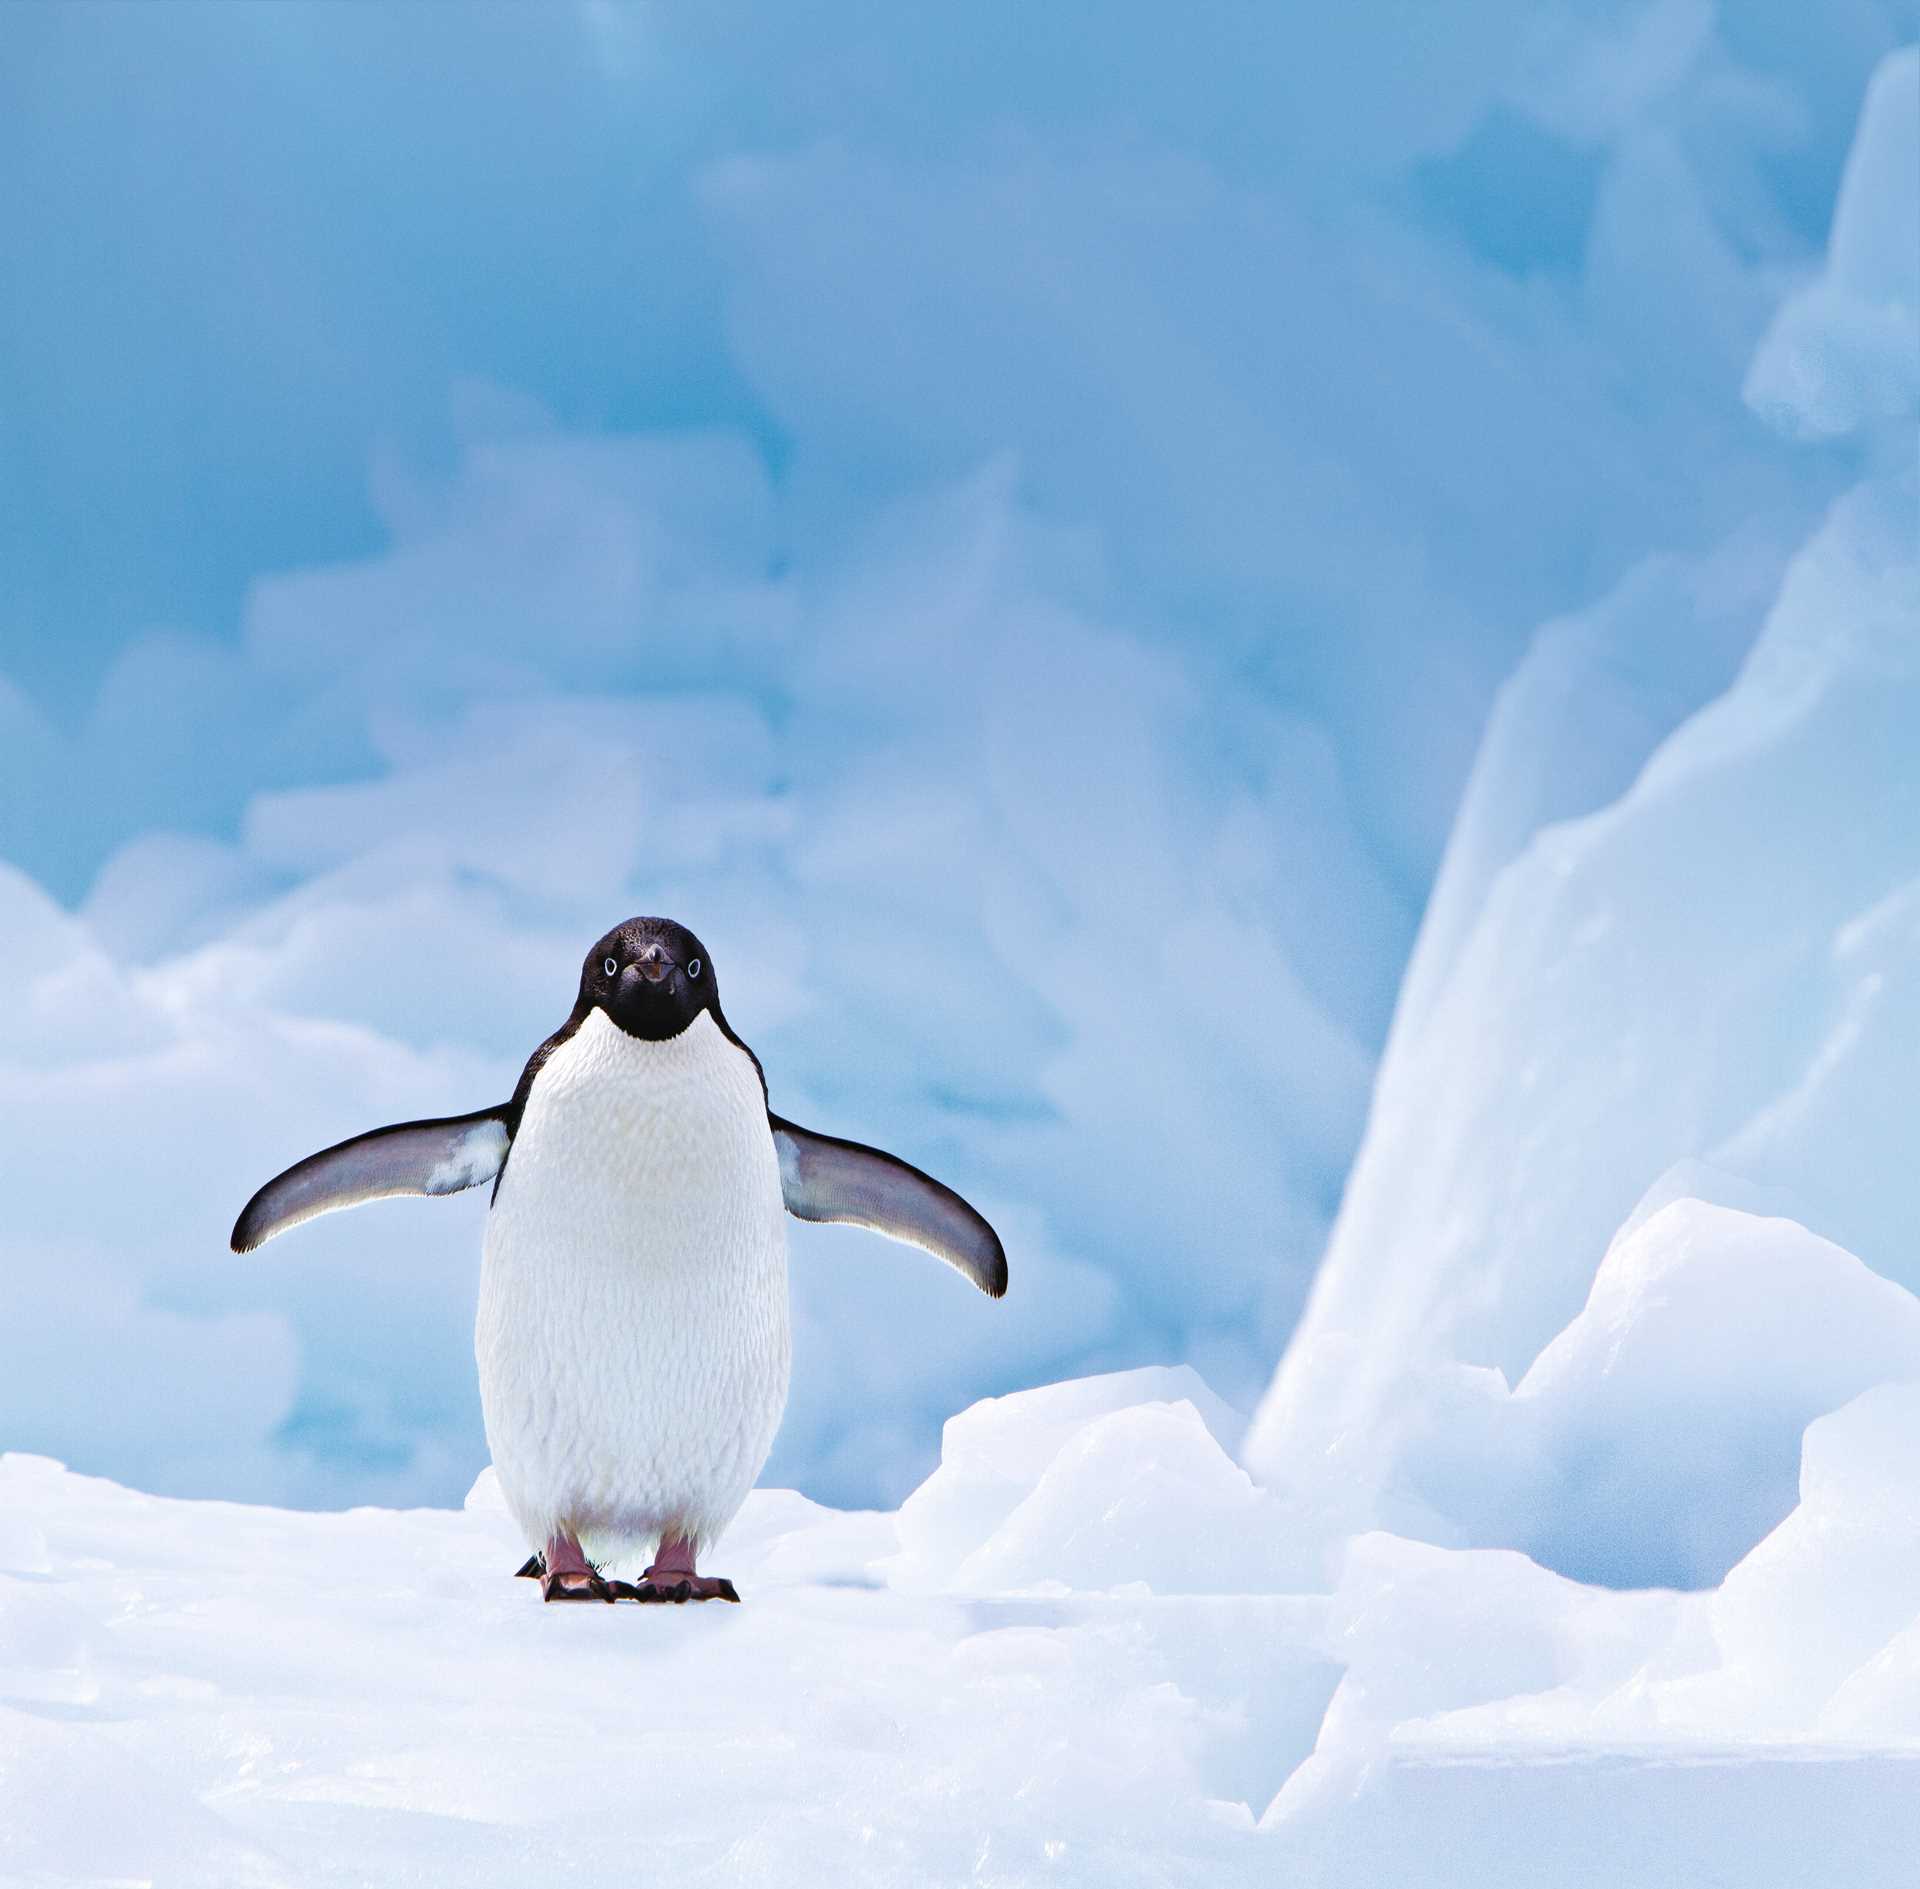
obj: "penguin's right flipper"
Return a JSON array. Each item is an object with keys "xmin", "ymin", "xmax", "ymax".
[{"xmin": 230, "ymin": 1108, "xmax": 512, "ymax": 1252}]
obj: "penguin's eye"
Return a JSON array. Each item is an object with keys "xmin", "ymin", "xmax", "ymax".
[
  {"xmin": 688, "ymin": 958, "xmax": 703, "ymax": 979},
  {"xmin": 603, "ymin": 957, "xmax": 619, "ymax": 978}
]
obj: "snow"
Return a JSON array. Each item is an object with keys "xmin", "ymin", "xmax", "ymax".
[
  {"xmin": 0, "ymin": 1409, "xmax": 1318, "ymax": 1887},
  {"xmin": 884, "ymin": 1365, "xmax": 1246, "ymax": 1591},
  {"xmin": 1493, "ymin": 1200, "xmax": 1920, "ymax": 1590},
  {"xmin": 7, "ymin": 1318, "xmax": 1920, "ymax": 1885}
]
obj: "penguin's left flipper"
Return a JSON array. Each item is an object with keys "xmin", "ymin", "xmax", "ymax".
[
  {"xmin": 230, "ymin": 1108, "xmax": 513, "ymax": 1253},
  {"xmin": 770, "ymin": 1116, "xmax": 1008, "ymax": 1299}
]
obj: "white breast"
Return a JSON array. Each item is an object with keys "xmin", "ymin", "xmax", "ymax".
[{"xmin": 475, "ymin": 1008, "xmax": 790, "ymax": 1566}]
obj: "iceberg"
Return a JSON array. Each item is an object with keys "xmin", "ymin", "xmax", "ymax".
[{"xmin": 1243, "ymin": 58, "xmax": 1920, "ymax": 1544}]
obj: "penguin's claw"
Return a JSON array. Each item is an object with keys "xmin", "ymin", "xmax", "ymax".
[
  {"xmin": 615, "ymin": 1576, "xmax": 687, "ymax": 1603},
  {"xmin": 541, "ymin": 1568, "xmax": 616, "ymax": 1602},
  {"xmin": 514, "ymin": 1554, "xmax": 545, "ymax": 1579}
]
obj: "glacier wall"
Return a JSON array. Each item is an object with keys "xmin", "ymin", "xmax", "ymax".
[{"xmin": 1246, "ymin": 47, "xmax": 1920, "ymax": 1595}]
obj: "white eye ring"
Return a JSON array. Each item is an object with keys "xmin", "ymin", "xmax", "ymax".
[
  {"xmin": 687, "ymin": 958, "xmax": 703, "ymax": 979},
  {"xmin": 604, "ymin": 956, "xmax": 619, "ymax": 978}
]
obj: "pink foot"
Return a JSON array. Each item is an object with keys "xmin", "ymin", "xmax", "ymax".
[
  {"xmin": 536, "ymin": 1532, "xmax": 615, "ymax": 1603},
  {"xmin": 616, "ymin": 1532, "xmax": 741, "ymax": 1604}
]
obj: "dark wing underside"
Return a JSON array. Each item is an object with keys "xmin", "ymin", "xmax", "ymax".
[
  {"xmin": 230, "ymin": 1109, "xmax": 512, "ymax": 1253},
  {"xmin": 770, "ymin": 1114, "xmax": 1007, "ymax": 1298}
]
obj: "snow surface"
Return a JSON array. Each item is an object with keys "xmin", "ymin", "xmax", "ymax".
[{"xmin": 6, "ymin": 1294, "xmax": 1920, "ymax": 1887}]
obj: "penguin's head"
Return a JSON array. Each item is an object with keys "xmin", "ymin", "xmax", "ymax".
[{"xmin": 582, "ymin": 916, "xmax": 718, "ymax": 1041}]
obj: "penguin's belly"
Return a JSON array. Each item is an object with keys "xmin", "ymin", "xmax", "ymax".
[{"xmin": 475, "ymin": 1009, "xmax": 790, "ymax": 1564}]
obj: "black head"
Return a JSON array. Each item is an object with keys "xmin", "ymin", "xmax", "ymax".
[
  {"xmin": 582, "ymin": 916, "xmax": 720, "ymax": 1042},
  {"xmin": 501, "ymin": 915, "xmax": 762, "ymax": 1139}
]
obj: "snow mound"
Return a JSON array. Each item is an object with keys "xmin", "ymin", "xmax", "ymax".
[
  {"xmin": 1507, "ymin": 1200, "xmax": 1920, "ymax": 1589},
  {"xmin": 1718, "ymin": 1383, "xmax": 1920, "ymax": 1735},
  {"xmin": 1260, "ymin": 1376, "xmax": 1920, "ymax": 1883},
  {"xmin": 8, "ymin": 1344, "xmax": 1920, "ymax": 1885},
  {"xmin": 1270, "ymin": 1530, "xmax": 1686, "ymax": 1825},
  {"xmin": 883, "ymin": 1365, "xmax": 1247, "ymax": 1591},
  {"xmin": 943, "ymin": 1398, "xmax": 1311, "ymax": 1596},
  {"xmin": 0, "ymin": 1438, "xmax": 1326, "ymax": 1886},
  {"xmin": 1271, "ymin": 1195, "xmax": 1920, "ymax": 1596}
]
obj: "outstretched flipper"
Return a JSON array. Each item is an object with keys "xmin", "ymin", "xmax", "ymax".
[
  {"xmin": 230, "ymin": 1109, "xmax": 512, "ymax": 1253},
  {"xmin": 771, "ymin": 1116, "xmax": 1007, "ymax": 1298}
]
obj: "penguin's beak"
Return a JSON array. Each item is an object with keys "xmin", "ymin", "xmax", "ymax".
[{"xmin": 632, "ymin": 945, "xmax": 672, "ymax": 985}]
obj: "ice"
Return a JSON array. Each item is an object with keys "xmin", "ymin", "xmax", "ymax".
[
  {"xmin": 1308, "ymin": 1196, "xmax": 1916, "ymax": 1593},
  {"xmin": 1251, "ymin": 1369, "xmax": 1920, "ymax": 1882},
  {"xmin": 885, "ymin": 1365, "xmax": 1246, "ymax": 1590},
  {"xmin": 8, "ymin": 1330, "xmax": 1920, "ymax": 1885},
  {"xmin": 1248, "ymin": 44, "xmax": 1920, "ymax": 1549},
  {"xmin": 1396, "ymin": 534, "xmax": 1781, "ymax": 1044},
  {"xmin": 1712, "ymin": 1384, "xmax": 1920, "ymax": 1731},
  {"xmin": 1824, "ymin": 1615, "xmax": 1920, "ymax": 1741},
  {"xmin": 1245, "ymin": 350, "xmax": 1920, "ymax": 1557},
  {"xmin": 1268, "ymin": 1530, "xmax": 1687, "ymax": 1825},
  {"xmin": 1269, "ymin": 1747, "xmax": 1920, "ymax": 1889},
  {"xmin": 1184, "ymin": 55, "xmax": 1920, "ymax": 1869},
  {"xmin": 943, "ymin": 1400, "xmax": 1309, "ymax": 1596},
  {"xmin": 1502, "ymin": 1200, "xmax": 1920, "ymax": 1589},
  {"xmin": 1745, "ymin": 47, "xmax": 1920, "ymax": 439}
]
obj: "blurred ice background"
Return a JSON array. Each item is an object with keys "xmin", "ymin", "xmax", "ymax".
[{"xmin": 0, "ymin": 0, "xmax": 1914, "ymax": 1521}]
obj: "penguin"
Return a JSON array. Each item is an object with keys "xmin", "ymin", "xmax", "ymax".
[{"xmin": 231, "ymin": 916, "xmax": 1005, "ymax": 1604}]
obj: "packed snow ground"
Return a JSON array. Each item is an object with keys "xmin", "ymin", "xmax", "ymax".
[{"xmin": 6, "ymin": 1240, "xmax": 1920, "ymax": 1889}]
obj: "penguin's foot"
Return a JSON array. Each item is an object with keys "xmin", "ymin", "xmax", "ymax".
[
  {"xmin": 610, "ymin": 1532, "xmax": 741, "ymax": 1603},
  {"xmin": 613, "ymin": 1572, "xmax": 740, "ymax": 1604},
  {"xmin": 541, "ymin": 1568, "xmax": 618, "ymax": 1603},
  {"xmin": 533, "ymin": 1532, "xmax": 616, "ymax": 1602}
]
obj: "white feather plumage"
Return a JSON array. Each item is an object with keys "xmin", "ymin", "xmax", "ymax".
[{"xmin": 475, "ymin": 1008, "xmax": 790, "ymax": 1568}]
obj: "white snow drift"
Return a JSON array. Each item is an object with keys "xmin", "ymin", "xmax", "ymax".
[{"xmin": 5, "ymin": 1248, "xmax": 1920, "ymax": 1888}]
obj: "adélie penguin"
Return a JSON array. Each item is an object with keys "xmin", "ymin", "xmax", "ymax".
[{"xmin": 231, "ymin": 917, "xmax": 1006, "ymax": 1604}]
